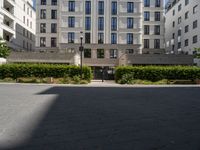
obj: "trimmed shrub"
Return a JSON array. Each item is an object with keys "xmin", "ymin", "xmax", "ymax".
[
  {"xmin": 0, "ymin": 64, "xmax": 92, "ymax": 81},
  {"xmin": 115, "ymin": 66, "xmax": 200, "ymax": 83}
]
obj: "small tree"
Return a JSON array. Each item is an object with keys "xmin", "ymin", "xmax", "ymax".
[
  {"xmin": 0, "ymin": 37, "xmax": 10, "ymax": 58},
  {"xmin": 194, "ymin": 48, "xmax": 200, "ymax": 59}
]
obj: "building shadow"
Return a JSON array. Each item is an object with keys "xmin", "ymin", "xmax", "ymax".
[{"xmin": 3, "ymin": 86, "xmax": 200, "ymax": 150}]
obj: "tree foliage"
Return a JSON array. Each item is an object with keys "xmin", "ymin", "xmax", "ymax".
[
  {"xmin": 194, "ymin": 48, "xmax": 200, "ymax": 58},
  {"xmin": 0, "ymin": 37, "xmax": 10, "ymax": 58}
]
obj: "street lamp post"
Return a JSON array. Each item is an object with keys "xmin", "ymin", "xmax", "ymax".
[{"xmin": 79, "ymin": 32, "xmax": 84, "ymax": 79}]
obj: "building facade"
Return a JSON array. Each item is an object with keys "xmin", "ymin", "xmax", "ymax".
[
  {"xmin": 143, "ymin": 0, "xmax": 165, "ymax": 54},
  {"xmin": 165, "ymin": 0, "xmax": 200, "ymax": 55},
  {"xmin": 36, "ymin": 0, "xmax": 164, "ymax": 52},
  {"xmin": 36, "ymin": 0, "xmax": 164, "ymax": 77},
  {"xmin": 0, "ymin": 0, "xmax": 36, "ymax": 51}
]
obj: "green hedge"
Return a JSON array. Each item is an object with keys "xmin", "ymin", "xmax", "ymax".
[
  {"xmin": 0, "ymin": 64, "xmax": 92, "ymax": 81},
  {"xmin": 115, "ymin": 66, "xmax": 200, "ymax": 83}
]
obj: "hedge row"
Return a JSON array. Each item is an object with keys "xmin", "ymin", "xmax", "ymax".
[
  {"xmin": 115, "ymin": 66, "xmax": 200, "ymax": 82},
  {"xmin": 0, "ymin": 64, "xmax": 92, "ymax": 81}
]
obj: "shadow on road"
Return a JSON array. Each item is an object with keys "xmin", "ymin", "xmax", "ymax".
[{"xmin": 4, "ymin": 87, "xmax": 200, "ymax": 150}]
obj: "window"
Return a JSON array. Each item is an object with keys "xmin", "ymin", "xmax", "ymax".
[
  {"xmin": 144, "ymin": 25, "xmax": 149, "ymax": 35},
  {"xmin": 144, "ymin": 0, "xmax": 150, "ymax": 7},
  {"xmin": 178, "ymin": 17, "xmax": 182, "ymax": 24},
  {"xmin": 98, "ymin": 1, "xmax": 104, "ymax": 15},
  {"xmin": 27, "ymin": 42, "xmax": 29, "ymax": 50},
  {"xmin": 111, "ymin": 33, "xmax": 117, "ymax": 44},
  {"xmin": 52, "ymin": 0, "xmax": 57, "ymax": 5},
  {"xmin": 24, "ymin": 4, "xmax": 26, "ymax": 11},
  {"xmin": 111, "ymin": 17, "xmax": 117, "ymax": 31},
  {"xmin": 23, "ymin": 40, "xmax": 25, "ymax": 48},
  {"xmin": 184, "ymin": 39, "xmax": 189, "ymax": 47},
  {"xmin": 40, "ymin": 37, "xmax": 46, "ymax": 47},
  {"xmin": 193, "ymin": 35, "xmax": 198, "ymax": 43},
  {"xmin": 51, "ymin": 23, "xmax": 57, "ymax": 33},
  {"xmin": 26, "ymin": 31, "xmax": 29, "ymax": 38},
  {"xmin": 69, "ymin": 1, "xmax": 75, "ymax": 12},
  {"xmin": 85, "ymin": 33, "xmax": 91, "ymax": 43},
  {"xmin": 185, "ymin": 11, "xmax": 189, "ymax": 19},
  {"xmin": 172, "ymin": 21, "xmax": 175, "ymax": 27},
  {"xmin": 85, "ymin": 17, "xmax": 91, "ymax": 30},
  {"xmin": 23, "ymin": 28, "xmax": 25, "ymax": 36},
  {"xmin": 155, "ymin": 0, "xmax": 160, "ymax": 7},
  {"xmin": 40, "ymin": 23, "xmax": 46, "ymax": 33},
  {"xmin": 68, "ymin": 17, "xmax": 75, "ymax": 27},
  {"xmin": 173, "ymin": 9, "xmax": 175, "ymax": 16},
  {"xmin": 155, "ymin": 12, "xmax": 160, "ymax": 21},
  {"xmin": 98, "ymin": 17, "xmax": 104, "ymax": 31},
  {"xmin": 154, "ymin": 39, "xmax": 160, "ymax": 49},
  {"xmin": 127, "ymin": 2, "xmax": 134, "ymax": 13},
  {"xmin": 98, "ymin": 33, "xmax": 104, "ymax": 44},
  {"xmin": 178, "ymin": 4, "xmax": 182, "ymax": 11},
  {"xmin": 97, "ymin": 49, "xmax": 104, "ymax": 58},
  {"xmin": 172, "ymin": 33, "xmax": 175, "ymax": 39},
  {"xmin": 193, "ymin": 20, "xmax": 198, "ymax": 29},
  {"xmin": 172, "ymin": 45, "xmax": 175, "ymax": 51},
  {"xmin": 154, "ymin": 25, "xmax": 160, "ymax": 35},
  {"xmin": 111, "ymin": 1, "xmax": 117, "ymax": 15},
  {"xmin": 144, "ymin": 11, "xmax": 150, "ymax": 21},
  {"xmin": 41, "ymin": 0, "xmax": 46, "ymax": 5},
  {"xmin": 185, "ymin": 0, "xmax": 189, "ymax": 6},
  {"xmin": 27, "ymin": 7, "xmax": 29, "ymax": 15},
  {"xmin": 30, "ymin": 44, "xmax": 32, "ymax": 51},
  {"xmin": 40, "ymin": 9, "xmax": 46, "ymax": 19},
  {"xmin": 127, "ymin": 33, "xmax": 133, "ymax": 44},
  {"xmin": 84, "ymin": 49, "xmax": 91, "ymax": 58},
  {"xmin": 185, "ymin": 25, "xmax": 189, "ymax": 33},
  {"xmin": 110, "ymin": 49, "xmax": 118, "ymax": 59},
  {"xmin": 144, "ymin": 39, "xmax": 149, "ymax": 49},
  {"xmin": 30, "ymin": 33, "xmax": 32, "ymax": 40},
  {"xmin": 178, "ymin": 42, "xmax": 181, "ymax": 49},
  {"xmin": 193, "ymin": 5, "xmax": 198, "ymax": 14},
  {"xmin": 178, "ymin": 29, "xmax": 181, "ymax": 36},
  {"xmin": 126, "ymin": 49, "xmax": 134, "ymax": 54},
  {"xmin": 51, "ymin": 37, "xmax": 57, "ymax": 47},
  {"xmin": 85, "ymin": 1, "xmax": 91, "ymax": 15},
  {"xmin": 68, "ymin": 32, "xmax": 75, "ymax": 43},
  {"xmin": 51, "ymin": 10, "xmax": 57, "ymax": 19},
  {"xmin": 127, "ymin": 18, "xmax": 134, "ymax": 29}
]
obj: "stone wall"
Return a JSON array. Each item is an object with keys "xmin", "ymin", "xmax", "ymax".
[
  {"xmin": 126, "ymin": 54, "xmax": 194, "ymax": 65},
  {"xmin": 7, "ymin": 51, "xmax": 194, "ymax": 66}
]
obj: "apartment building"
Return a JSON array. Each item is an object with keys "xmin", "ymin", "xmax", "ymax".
[
  {"xmin": 165, "ymin": 0, "xmax": 200, "ymax": 54},
  {"xmin": 0, "ymin": 0, "xmax": 36, "ymax": 51},
  {"xmin": 36, "ymin": 0, "xmax": 164, "ymax": 53}
]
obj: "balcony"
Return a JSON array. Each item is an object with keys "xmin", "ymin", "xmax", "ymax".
[
  {"xmin": 3, "ymin": 0, "xmax": 14, "ymax": 14},
  {"xmin": 1, "ymin": 15, "xmax": 15, "ymax": 34},
  {"xmin": 1, "ymin": 0, "xmax": 15, "ymax": 20},
  {"xmin": 3, "ymin": 29, "xmax": 14, "ymax": 43}
]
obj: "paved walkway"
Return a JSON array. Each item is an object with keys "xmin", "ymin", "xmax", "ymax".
[{"xmin": 0, "ymin": 84, "xmax": 200, "ymax": 150}]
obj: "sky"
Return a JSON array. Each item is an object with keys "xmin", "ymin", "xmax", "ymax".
[{"xmin": 33, "ymin": 0, "xmax": 36, "ymax": 8}]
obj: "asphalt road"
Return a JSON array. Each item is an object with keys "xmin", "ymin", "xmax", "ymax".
[{"xmin": 0, "ymin": 84, "xmax": 200, "ymax": 150}]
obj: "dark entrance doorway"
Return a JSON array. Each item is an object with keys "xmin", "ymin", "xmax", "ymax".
[{"xmin": 92, "ymin": 66, "xmax": 115, "ymax": 80}]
